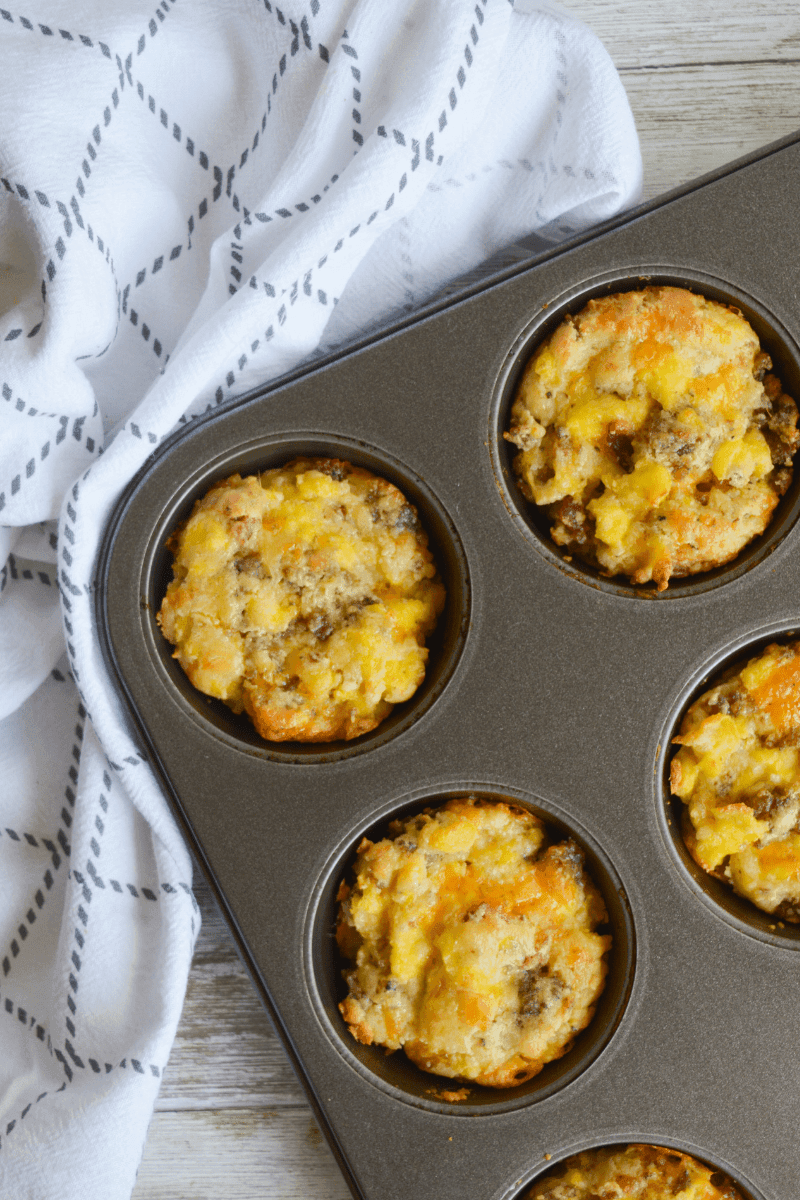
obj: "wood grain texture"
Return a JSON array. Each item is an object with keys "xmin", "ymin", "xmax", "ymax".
[
  {"xmin": 568, "ymin": 0, "xmax": 800, "ymax": 202},
  {"xmin": 156, "ymin": 875, "xmax": 306, "ymax": 1112},
  {"xmin": 625, "ymin": 63, "xmax": 800, "ymax": 201},
  {"xmin": 570, "ymin": 1, "xmax": 800, "ymax": 67},
  {"xmin": 133, "ymin": 1109, "xmax": 351, "ymax": 1200},
  {"xmin": 133, "ymin": 5, "xmax": 800, "ymax": 1197}
]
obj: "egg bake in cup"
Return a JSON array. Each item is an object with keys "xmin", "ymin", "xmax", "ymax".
[
  {"xmin": 526, "ymin": 1143, "xmax": 745, "ymax": 1199},
  {"xmin": 671, "ymin": 640, "xmax": 800, "ymax": 920},
  {"xmin": 505, "ymin": 286, "xmax": 799, "ymax": 590},
  {"xmin": 158, "ymin": 458, "xmax": 445, "ymax": 742},
  {"xmin": 336, "ymin": 797, "xmax": 610, "ymax": 1088}
]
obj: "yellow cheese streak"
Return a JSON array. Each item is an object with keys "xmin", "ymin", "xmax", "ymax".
[
  {"xmin": 527, "ymin": 1144, "xmax": 744, "ymax": 1199},
  {"xmin": 337, "ymin": 799, "xmax": 609, "ymax": 1088},
  {"xmin": 158, "ymin": 459, "xmax": 445, "ymax": 742},
  {"xmin": 505, "ymin": 287, "xmax": 798, "ymax": 589},
  {"xmin": 671, "ymin": 641, "xmax": 800, "ymax": 919}
]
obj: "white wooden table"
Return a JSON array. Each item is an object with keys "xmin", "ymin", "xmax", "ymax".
[{"xmin": 132, "ymin": 4, "xmax": 800, "ymax": 1195}]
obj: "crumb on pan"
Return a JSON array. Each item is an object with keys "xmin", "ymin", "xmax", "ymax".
[
  {"xmin": 671, "ymin": 640, "xmax": 800, "ymax": 919},
  {"xmin": 526, "ymin": 1143, "xmax": 744, "ymax": 1198},
  {"xmin": 337, "ymin": 798, "xmax": 610, "ymax": 1088},
  {"xmin": 157, "ymin": 458, "xmax": 445, "ymax": 742},
  {"xmin": 504, "ymin": 286, "xmax": 799, "ymax": 589},
  {"xmin": 425, "ymin": 1086, "xmax": 471, "ymax": 1102}
]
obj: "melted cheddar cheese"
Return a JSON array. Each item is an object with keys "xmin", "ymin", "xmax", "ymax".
[
  {"xmin": 337, "ymin": 798, "xmax": 609, "ymax": 1088},
  {"xmin": 528, "ymin": 1144, "xmax": 744, "ymax": 1199},
  {"xmin": 505, "ymin": 287, "xmax": 798, "ymax": 589},
  {"xmin": 671, "ymin": 641, "xmax": 800, "ymax": 918},
  {"xmin": 158, "ymin": 460, "xmax": 445, "ymax": 742}
]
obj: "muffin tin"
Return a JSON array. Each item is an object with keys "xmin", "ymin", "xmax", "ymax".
[{"xmin": 96, "ymin": 130, "xmax": 800, "ymax": 1200}]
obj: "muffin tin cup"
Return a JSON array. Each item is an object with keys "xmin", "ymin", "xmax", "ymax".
[
  {"xmin": 508, "ymin": 1138, "xmax": 766, "ymax": 1200},
  {"xmin": 304, "ymin": 785, "xmax": 636, "ymax": 1116},
  {"xmin": 656, "ymin": 622, "xmax": 800, "ymax": 950},
  {"xmin": 140, "ymin": 432, "xmax": 471, "ymax": 763},
  {"xmin": 489, "ymin": 266, "xmax": 800, "ymax": 600},
  {"xmin": 97, "ymin": 130, "xmax": 800, "ymax": 1200}
]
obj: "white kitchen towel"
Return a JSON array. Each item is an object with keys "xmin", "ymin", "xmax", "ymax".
[{"xmin": 0, "ymin": 1, "xmax": 641, "ymax": 1195}]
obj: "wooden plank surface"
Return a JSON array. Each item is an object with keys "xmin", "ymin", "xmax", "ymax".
[
  {"xmin": 133, "ymin": 1107, "xmax": 351, "ymax": 1200},
  {"xmin": 155, "ymin": 875, "xmax": 305, "ymax": 1113},
  {"xmin": 132, "ymin": 4, "xmax": 800, "ymax": 1197},
  {"xmin": 572, "ymin": 0, "xmax": 800, "ymax": 66},
  {"xmin": 626, "ymin": 63, "xmax": 800, "ymax": 202},
  {"xmin": 584, "ymin": 0, "xmax": 800, "ymax": 202}
]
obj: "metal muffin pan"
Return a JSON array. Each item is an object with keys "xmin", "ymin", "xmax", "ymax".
[{"xmin": 97, "ymin": 131, "xmax": 800, "ymax": 1200}]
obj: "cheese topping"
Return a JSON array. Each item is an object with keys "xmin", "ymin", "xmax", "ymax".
[
  {"xmin": 527, "ymin": 1144, "xmax": 744, "ymax": 1199},
  {"xmin": 158, "ymin": 459, "xmax": 445, "ymax": 742},
  {"xmin": 337, "ymin": 798, "xmax": 609, "ymax": 1088},
  {"xmin": 671, "ymin": 641, "xmax": 800, "ymax": 919},
  {"xmin": 505, "ymin": 287, "xmax": 799, "ymax": 589}
]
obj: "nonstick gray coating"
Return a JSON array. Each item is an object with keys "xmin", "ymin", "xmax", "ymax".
[{"xmin": 97, "ymin": 130, "xmax": 800, "ymax": 1200}]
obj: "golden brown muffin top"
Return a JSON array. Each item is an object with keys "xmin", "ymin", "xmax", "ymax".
[
  {"xmin": 157, "ymin": 458, "xmax": 445, "ymax": 742},
  {"xmin": 505, "ymin": 287, "xmax": 798, "ymax": 589},
  {"xmin": 671, "ymin": 641, "xmax": 800, "ymax": 920},
  {"xmin": 337, "ymin": 798, "xmax": 609, "ymax": 1088},
  {"xmin": 527, "ymin": 1144, "xmax": 744, "ymax": 1199}
]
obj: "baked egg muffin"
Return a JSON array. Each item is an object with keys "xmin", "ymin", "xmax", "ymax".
[
  {"xmin": 157, "ymin": 458, "xmax": 445, "ymax": 742},
  {"xmin": 526, "ymin": 1144, "xmax": 744, "ymax": 1199},
  {"xmin": 505, "ymin": 286, "xmax": 799, "ymax": 589},
  {"xmin": 671, "ymin": 640, "xmax": 800, "ymax": 920},
  {"xmin": 336, "ymin": 798, "xmax": 610, "ymax": 1088}
]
